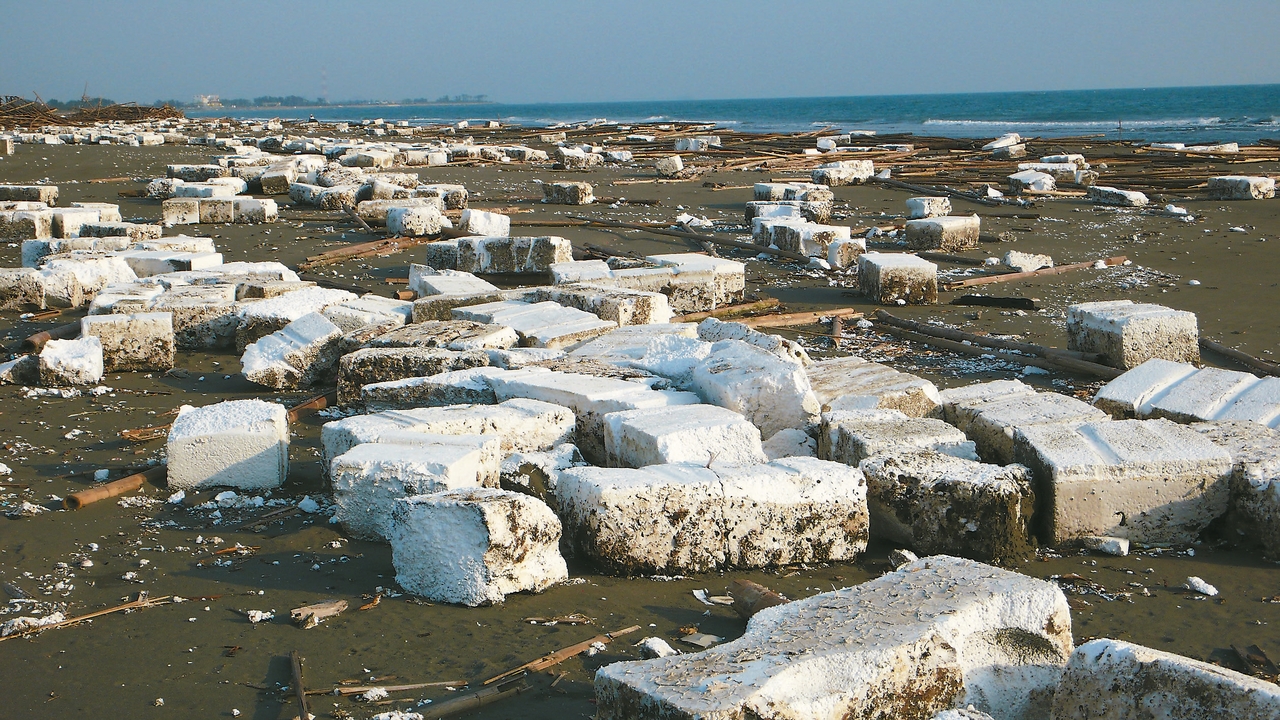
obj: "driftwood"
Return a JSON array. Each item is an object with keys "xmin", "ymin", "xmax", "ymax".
[
  {"xmin": 63, "ymin": 466, "xmax": 167, "ymax": 510},
  {"xmin": 327, "ymin": 679, "xmax": 467, "ymax": 696},
  {"xmin": 22, "ymin": 321, "xmax": 80, "ymax": 352},
  {"xmin": 943, "ymin": 255, "xmax": 1127, "ymax": 290},
  {"xmin": 0, "ymin": 593, "xmax": 172, "ymax": 642},
  {"xmin": 741, "ymin": 308, "xmax": 862, "ymax": 329},
  {"xmin": 482, "ymin": 625, "xmax": 641, "ymax": 686},
  {"xmin": 1199, "ymin": 338, "xmax": 1280, "ymax": 378},
  {"xmin": 879, "ymin": 325, "xmax": 1123, "ymax": 379},
  {"xmin": 873, "ymin": 310, "xmax": 1101, "ymax": 363},
  {"xmin": 568, "ymin": 215, "xmax": 813, "ymax": 263},
  {"xmin": 729, "ymin": 579, "xmax": 789, "ymax": 620},
  {"xmin": 290, "ymin": 651, "xmax": 311, "ymax": 720},
  {"xmin": 950, "ymin": 294, "xmax": 1040, "ymax": 311},
  {"xmin": 673, "ymin": 298, "xmax": 780, "ymax": 322},
  {"xmin": 291, "ymin": 600, "xmax": 348, "ymax": 629},
  {"xmin": 420, "ymin": 679, "xmax": 529, "ymax": 720}
]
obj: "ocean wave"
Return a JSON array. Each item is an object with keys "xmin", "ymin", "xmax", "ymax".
[{"xmin": 924, "ymin": 117, "xmax": 1223, "ymax": 128}]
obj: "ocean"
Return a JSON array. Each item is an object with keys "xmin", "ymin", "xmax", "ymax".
[{"xmin": 188, "ymin": 84, "xmax": 1280, "ymax": 145}]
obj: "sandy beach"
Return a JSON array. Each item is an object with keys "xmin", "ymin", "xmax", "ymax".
[{"xmin": 0, "ymin": 119, "xmax": 1278, "ymax": 719}]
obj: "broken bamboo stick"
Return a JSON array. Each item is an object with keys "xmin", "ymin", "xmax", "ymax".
[
  {"xmin": 880, "ymin": 325, "xmax": 1123, "ymax": 379},
  {"xmin": 482, "ymin": 625, "xmax": 641, "ymax": 686},
  {"xmin": 63, "ymin": 465, "xmax": 167, "ymax": 510},
  {"xmin": 1199, "ymin": 338, "xmax": 1280, "ymax": 377},
  {"xmin": 0, "ymin": 593, "xmax": 173, "ymax": 642},
  {"xmin": 673, "ymin": 298, "xmax": 780, "ymax": 322},
  {"xmin": 420, "ymin": 679, "xmax": 528, "ymax": 720},
  {"xmin": 567, "ymin": 215, "xmax": 813, "ymax": 263},
  {"xmin": 942, "ymin": 255, "xmax": 1127, "ymax": 290},
  {"xmin": 740, "ymin": 308, "xmax": 862, "ymax": 329},
  {"xmin": 872, "ymin": 310, "xmax": 1102, "ymax": 363},
  {"xmin": 329, "ymin": 680, "xmax": 468, "ymax": 696},
  {"xmin": 290, "ymin": 651, "xmax": 311, "ymax": 720}
]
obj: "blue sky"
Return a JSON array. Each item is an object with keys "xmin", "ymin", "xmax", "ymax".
[{"xmin": 3, "ymin": 0, "xmax": 1278, "ymax": 105}]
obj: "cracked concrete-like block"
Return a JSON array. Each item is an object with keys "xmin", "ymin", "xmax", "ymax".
[
  {"xmin": 859, "ymin": 449, "xmax": 1036, "ymax": 564},
  {"xmin": 166, "ymin": 399, "xmax": 288, "ymax": 491},
  {"xmin": 821, "ymin": 409, "xmax": 978, "ymax": 466},
  {"xmin": 336, "ymin": 347, "xmax": 490, "ymax": 405},
  {"xmin": 1052, "ymin": 639, "xmax": 1280, "ymax": 720},
  {"xmin": 559, "ymin": 457, "xmax": 868, "ymax": 574},
  {"xmin": 689, "ymin": 339, "xmax": 821, "ymax": 439},
  {"xmin": 603, "ymin": 403, "xmax": 767, "ymax": 468},
  {"xmin": 1093, "ymin": 358, "xmax": 1280, "ymax": 428},
  {"xmin": 80, "ymin": 311, "xmax": 175, "ymax": 372},
  {"xmin": 905, "ymin": 215, "xmax": 981, "ymax": 252},
  {"xmin": 1013, "ymin": 418, "xmax": 1232, "ymax": 544},
  {"xmin": 808, "ymin": 355, "xmax": 942, "ymax": 417},
  {"xmin": 948, "ymin": 389, "xmax": 1109, "ymax": 465},
  {"xmin": 594, "ymin": 556, "xmax": 1072, "ymax": 720},
  {"xmin": 1067, "ymin": 300, "xmax": 1199, "ymax": 369},
  {"xmin": 1192, "ymin": 420, "xmax": 1280, "ymax": 560},
  {"xmin": 361, "ymin": 367, "xmax": 508, "ymax": 411},
  {"xmin": 241, "ymin": 312, "xmax": 344, "ymax": 389},
  {"xmin": 859, "ymin": 252, "xmax": 938, "ymax": 305},
  {"xmin": 390, "ymin": 488, "xmax": 568, "ymax": 606}
]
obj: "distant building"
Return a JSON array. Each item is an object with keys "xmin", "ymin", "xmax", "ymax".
[{"xmin": 194, "ymin": 95, "xmax": 222, "ymax": 108}]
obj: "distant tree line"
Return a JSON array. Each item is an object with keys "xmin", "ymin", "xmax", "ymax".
[
  {"xmin": 44, "ymin": 97, "xmax": 116, "ymax": 109},
  {"xmin": 146, "ymin": 94, "xmax": 493, "ymax": 108}
]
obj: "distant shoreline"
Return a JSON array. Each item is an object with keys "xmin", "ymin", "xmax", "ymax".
[{"xmin": 189, "ymin": 101, "xmax": 495, "ymax": 112}]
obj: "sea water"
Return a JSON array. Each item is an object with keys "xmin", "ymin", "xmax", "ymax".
[{"xmin": 190, "ymin": 83, "xmax": 1280, "ymax": 145}]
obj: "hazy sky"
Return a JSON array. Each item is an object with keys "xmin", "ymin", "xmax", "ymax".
[{"xmin": 3, "ymin": 0, "xmax": 1278, "ymax": 105}]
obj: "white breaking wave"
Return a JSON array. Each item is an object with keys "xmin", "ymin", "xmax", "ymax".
[{"xmin": 924, "ymin": 117, "xmax": 1223, "ymax": 128}]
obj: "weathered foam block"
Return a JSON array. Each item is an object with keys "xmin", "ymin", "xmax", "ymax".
[
  {"xmin": 161, "ymin": 198, "xmax": 201, "ymax": 225},
  {"xmin": 409, "ymin": 265, "xmax": 500, "ymax": 297},
  {"xmin": 1088, "ymin": 185, "xmax": 1148, "ymax": 207},
  {"xmin": 542, "ymin": 181, "xmax": 594, "ymax": 205},
  {"xmin": 235, "ymin": 286, "xmax": 355, "ymax": 350},
  {"xmin": 808, "ymin": 355, "xmax": 942, "ymax": 417},
  {"xmin": 458, "ymin": 209, "xmax": 510, "ymax": 236},
  {"xmin": 559, "ymin": 456, "xmax": 868, "ymax": 573},
  {"xmin": 1052, "ymin": 639, "xmax": 1280, "ymax": 720},
  {"xmin": 771, "ymin": 222, "xmax": 852, "ymax": 257},
  {"xmin": 811, "ymin": 159, "xmax": 874, "ymax": 187},
  {"xmin": 80, "ymin": 222, "xmax": 164, "ymax": 241},
  {"xmin": 336, "ymin": 347, "xmax": 489, "ymax": 405},
  {"xmin": 520, "ymin": 284, "xmax": 674, "ymax": 327},
  {"xmin": 593, "ymin": 555, "xmax": 1072, "ymax": 720},
  {"xmin": 939, "ymin": 379, "xmax": 1037, "ymax": 425},
  {"xmin": 80, "ymin": 311, "xmax": 175, "ymax": 372},
  {"xmin": 653, "ymin": 155, "xmax": 683, "ymax": 177},
  {"xmin": 1093, "ymin": 358, "xmax": 1280, "ymax": 428},
  {"xmin": 0, "ymin": 209, "xmax": 53, "ymax": 240},
  {"xmin": 37, "ymin": 267, "xmax": 85, "ymax": 308},
  {"xmin": 0, "ymin": 185, "xmax": 59, "ymax": 205},
  {"xmin": 69, "ymin": 202, "xmax": 121, "ymax": 223},
  {"xmin": 387, "ymin": 205, "xmax": 444, "ymax": 237},
  {"xmin": 455, "ymin": 235, "xmax": 574, "ymax": 274},
  {"xmin": 1206, "ymin": 175, "xmax": 1276, "ymax": 200},
  {"xmin": 197, "ymin": 198, "xmax": 236, "ymax": 224},
  {"xmin": 550, "ymin": 260, "xmax": 613, "ymax": 285},
  {"xmin": 23, "ymin": 238, "xmax": 131, "ymax": 267},
  {"xmin": 1009, "ymin": 169, "xmax": 1055, "ymax": 193},
  {"xmin": 1012, "ymin": 418, "xmax": 1232, "ymax": 544},
  {"xmin": 321, "ymin": 294, "xmax": 413, "ymax": 332},
  {"xmin": 905, "ymin": 215, "xmax": 981, "ymax": 252},
  {"xmin": 355, "ymin": 198, "xmax": 444, "ymax": 226},
  {"xmin": 949, "ymin": 389, "xmax": 1110, "ymax": 465},
  {"xmin": 367, "ymin": 320, "xmax": 518, "ymax": 351},
  {"xmin": 907, "ymin": 196, "xmax": 952, "ymax": 218},
  {"xmin": 821, "ymin": 409, "xmax": 978, "ymax": 466},
  {"xmin": 173, "ymin": 182, "xmax": 236, "ymax": 199},
  {"xmin": 859, "ymin": 252, "xmax": 938, "ymax": 305},
  {"xmin": 753, "ymin": 182, "xmax": 833, "ymax": 202},
  {"xmin": 241, "ymin": 311, "xmax": 343, "ymax": 389},
  {"xmin": 487, "ymin": 369, "xmax": 699, "ymax": 464},
  {"xmin": 411, "ymin": 290, "xmax": 509, "ymax": 323},
  {"xmin": 0, "ymin": 267, "xmax": 46, "ymax": 309},
  {"xmin": 320, "ymin": 399, "xmax": 575, "ymax": 472},
  {"xmin": 644, "ymin": 253, "xmax": 746, "ymax": 312},
  {"xmin": 38, "ymin": 336, "xmax": 104, "ymax": 386},
  {"xmin": 859, "ymin": 449, "xmax": 1036, "ymax": 564},
  {"xmin": 603, "ymin": 404, "xmax": 767, "ymax": 468},
  {"xmin": 745, "ymin": 199, "xmax": 832, "ymax": 224},
  {"xmin": 147, "ymin": 284, "xmax": 241, "ymax": 351},
  {"xmin": 361, "ymin": 367, "xmax": 507, "ymax": 411},
  {"xmin": 689, "ymin": 339, "xmax": 821, "ymax": 439},
  {"xmin": 332, "ymin": 434, "xmax": 501, "ymax": 541},
  {"xmin": 166, "ymin": 399, "xmax": 289, "ymax": 491},
  {"xmin": 40, "ymin": 253, "xmax": 139, "ymax": 299},
  {"xmin": 499, "ymin": 443, "xmax": 585, "ymax": 504},
  {"xmin": 390, "ymin": 488, "xmax": 568, "ymax": 606},
  {"xmin": 115, "ymin": 249, "xmax": 224, "ymax": 277},
  {"xmin": 167, "ymin": 164, "xmax": 230, "ymax": 182},
  {"xmin": 1192, "ymin": 420, "xmax": 1280, "ymax": 559},
  {"xmin": 1067, "ymin": 300, "xmax": 1199, "ymax": 369},
  {"xmin": 49, "ymin": 208, "xmax": 101, "ymax": 238},
  {"xmin": 695, "ymin": 317, "xmax": 808, "ymax": 365},
  {"xmin": 259, "ymin": 167, "xmax": 297, "ymax": 195},
  {"xmin": 452, "ymin": 300, "xmax": 616, "ymax": 349},
  {"xmin": 415, "ymin": 183, "xmax": 468, "ymax": 210},
  {"xmin": 232, "ymin": 198, "xmax": 278, "ymax": 223},
  {"xmin": 1003, "ymin": 250, "xmax": 1053, "ymax": 272}
]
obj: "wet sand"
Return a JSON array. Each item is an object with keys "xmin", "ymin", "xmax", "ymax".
[{"xmin": 0, "ymin": 140, "xmax": 1278, "ymax": 718}]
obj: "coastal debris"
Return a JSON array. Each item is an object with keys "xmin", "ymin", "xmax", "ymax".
[
  {"xmin": 942, "ymin": 255, "xmax": 1128, "ymax": 290},
  {"xmin": 290, "ymin": 599, "xmax": 348, "ymax": 629},
  {"xmin": 289, "ymin": 650, "xmax": 311, "ymax": 720},
  {"xmin": 0, "ymin": 592, "xmax": 173, "ymax": 642},
  {"xmin": 483, "ymin": 625, "xmax": 641, "ymax": 685},
  {"xmin": 728, "ymin": 579, "xmax": 789, "ymax": 619},
  {"xmin": 63, "ymin": 465, "xmax": 167, "ymax": 510}
]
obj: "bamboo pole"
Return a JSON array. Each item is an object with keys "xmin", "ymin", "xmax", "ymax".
[
  {"xmin": 1199, "ymin": 338, "xmax": 1280, "ymax": 377},
  {"xmin": 942, "ymin": 256, "xmax": 1127, "ymax": 290},
  {"xmin": 0, "ymin": 593, "xmax": 173, "ymax": 642},
  {"xmin": 63, "ymin": 466, "xmax": 167, "ymax": 510},
  {"xmin": 740, "ymin": 308, "xmax": 862, "ymax": 329},
  {"xmin": 482, "ymin": 625, "xmax": 641, "ymax": 686},
  {"xmin": 879, "ymin": 326, "xmax": 1122, "ymax": 379},
  {"xmin": 673, "ymin": 298, "xmax": 780, "ymax": 322},
  {"xmin": 290, "ymin": 651, "xmax": 311, "ymax": 720},
  {"xmin": 872, "ymin": 310, "xmax": 1102, "ymax": 363}
]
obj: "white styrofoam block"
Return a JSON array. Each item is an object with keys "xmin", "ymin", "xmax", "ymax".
[
  {"xmin": 689, "ymin": 340, "xmax": 820, "ymax": 438},
  {"xmin": 241, "ymin": 312, "xmax": 343, "ymax": 389},
  {"xmin": 166, "ymin": 399, "xmax": 289, "ymax": 491},
  {"xmin": 458, "ymin": 209, "xmax": 511, "ymax": 236},
  {"xmin": 595, "ymin": 556, "xmax": 1072, "ymax": 720},
  {"xmin": 79, "ymin": 311, "xmax": 175, "ymax": 372},
  {"xmin": 390, "ymin": 488, "xmax": 568, "ymax": 606},
  {"xmin": 1067, "ymin": 300, "xmax": 1199, "ymax": 369},
  {"xmin": 38, "ymin": 336, "xmax": 104, "ymax": 386},
  {"xmin": 604, "ymin": 404, "xmax": 767, "ymax": 468},
  {"xmin": 809, "ymin": 355, "xmax": 941, "ymax": 417}
]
